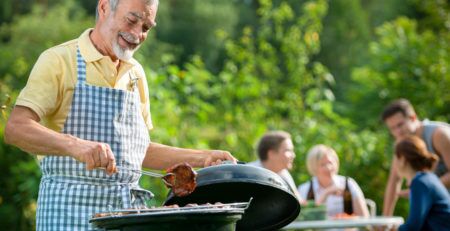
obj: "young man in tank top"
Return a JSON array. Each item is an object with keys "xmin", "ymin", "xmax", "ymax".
[{"xmin": 381, "ymin": 98, "xmax": 450, "ymax": 216}]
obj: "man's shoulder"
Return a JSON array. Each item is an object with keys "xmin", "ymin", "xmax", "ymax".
[
  {"xmin": 423, "ymin": 120, "xmax": 450, "ymax": 130},
  {"xmin": 38, "ymin": 38, "xmax": 78, "ymax": 62},
  {"xmin": 431, "ymin": 122, "xmax": 450, "ymax": 143},
  {"xmin": 279, "ymin": 168, "xmax": 294, "ymax": 180}
]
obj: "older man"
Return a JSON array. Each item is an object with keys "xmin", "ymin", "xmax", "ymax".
[
  {"xmin": 4, "ymin": 0, "xmax": 236, "ymax": 229},
  {"xmin": 381, "ymin": 98, "xmax": 450, "ymax": 216}
]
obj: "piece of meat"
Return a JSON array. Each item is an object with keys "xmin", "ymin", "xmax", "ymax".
[
  {"xmin": 185, "ymin": 203, "xmax": 199, "ymax": 207},
  {"xmin": 165, "ymin": 162, "xmax": 197, "ymax": 197},
  {"xmin": 93, "ymin": 211, "xmax": 132, "ymax": 218}
]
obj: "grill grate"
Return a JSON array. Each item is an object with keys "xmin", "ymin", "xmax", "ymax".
[{"xmin": 93, "ymin": 198, "xmax": 252, "ymax": 218}]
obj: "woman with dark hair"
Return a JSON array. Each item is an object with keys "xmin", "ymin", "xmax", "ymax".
[{"xmin": 395, "ymin": 135, "xmax": 450, "ymax": 231}]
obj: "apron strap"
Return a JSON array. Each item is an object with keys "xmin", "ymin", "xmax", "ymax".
[{"xmin": 76, "ymin": 48, "xmax": 87, "ymax": 84}]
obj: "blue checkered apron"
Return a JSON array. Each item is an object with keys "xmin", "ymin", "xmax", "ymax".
[{"xmin": 36, "ymin": 48, "xmax": 152, "ymax": 230}]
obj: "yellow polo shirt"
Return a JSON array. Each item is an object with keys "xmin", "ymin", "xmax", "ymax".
[{"xmin": 16, "ymin": 29, "xmax": 153, "ymax": 133}]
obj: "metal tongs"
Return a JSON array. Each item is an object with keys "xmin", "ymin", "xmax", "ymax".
[
  {"xmin": 99, "ymin": 166, "xmax": 174, "ymax": 187},
  {"xmin": 118, "ymin": 166, "xmax": 175, "ymax": 187}
]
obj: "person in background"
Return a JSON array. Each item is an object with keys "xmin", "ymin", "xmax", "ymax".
[
  {"xmin": 394, "ymin": 135, "xmax": 450, "ymax": 231},
  {"xmin": 3, "ymin": 0, "xmax": 236, "ymax": 229},
  {"xmin": 381, "ymin": 98, "xmax": 450, "ymax": 216},
  {"xmin": 248, "ymin": 130, "xmax": 301, "ymax": 200},
  {"xmin": 297, "ymin": 144, "xmax": 369, "ymax": 218}
]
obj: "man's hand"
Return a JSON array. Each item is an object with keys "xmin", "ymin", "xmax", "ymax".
[
  {"xmin": 69, "ymin": 139, "xmax": 117, "ymax": 175},
  {"xmin": 203, "ymin": 150, "xmax": 237, "ymax": 167}
]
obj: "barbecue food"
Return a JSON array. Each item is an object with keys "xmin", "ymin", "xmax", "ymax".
[
  {"xmin": 93, "ymin": 211, "xmax": 134, "ymax": 218},
  {"xmin": 91, "ymin": 202, "xmax": 239, "ymax": 219},
  {"xmin": 165, "ymin": 162, "xmax": 197, "ymax": 197}
]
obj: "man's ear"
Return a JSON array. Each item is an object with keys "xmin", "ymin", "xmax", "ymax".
[
  {"xmin": 97, "ymin": 0, "xmax": 110, "ymax": 20},
  {"xmin": 267, "ymin": 149, "xmax": 276, "ymax": 159}
]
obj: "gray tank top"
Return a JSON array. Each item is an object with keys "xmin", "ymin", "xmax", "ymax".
[{"xmin": 422, "ymin": 120, "xmax": 449, "ymax": 177}]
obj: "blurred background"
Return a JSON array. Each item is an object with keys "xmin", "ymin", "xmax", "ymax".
[{"xmin": 1, "ymin": 0, "xmax": 449, "ymax": 229}]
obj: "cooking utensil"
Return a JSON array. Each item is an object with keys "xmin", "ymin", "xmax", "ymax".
[
  {"xmin": 164, "ymin": 163, "xmax": 301, "ymax": 231},
  {"xmin": 119, "ymin": 166, "xmax": 175, "ymax": 187},
  {"xmin": 90, "ymin": 200, "xmax": 252, "ymax": 231},
  {"xmin": 99, "ymin": 166, "xmax": 175, "ymax": 187},
  {"xmin": 94, "ymin": 200, "xmax": 252, "ymax": 217}
]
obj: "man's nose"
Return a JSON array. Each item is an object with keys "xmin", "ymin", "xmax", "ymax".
[
  {"xmin": 394, "ymin": 128, "xmax": 404, "ymax": 137},
  {"xmin": 129, "ymin": 27, "xmax": 144, "ymax": 42}
]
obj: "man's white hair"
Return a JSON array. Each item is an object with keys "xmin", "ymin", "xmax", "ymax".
[
  {"xmin": 109, "ymin": 0, "xmax": 159, "ymax": 11},
  {"xmin": 96, "ymin": 0, "xmax": 159, "ymax": 20}
]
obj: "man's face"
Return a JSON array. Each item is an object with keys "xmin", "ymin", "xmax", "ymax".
[
  {"xmin": 270, "ymin": 139, "xmax": 296, "ymax": 170},
  {"xmin": 385, "ymin": 112, "xmax": 416, "ymax": 141},
  {"xmin": 101, "ymin": 0, "xmax": 157, "ymax": 60}
]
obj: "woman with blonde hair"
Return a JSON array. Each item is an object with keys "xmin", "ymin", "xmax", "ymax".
[
  {"xmin": 395, "ymin": 135, "xmax": 450, "ymax": 231},
  {"xmin": 297, "ymin": 144, "xmax": 369, "ymax": 218}
]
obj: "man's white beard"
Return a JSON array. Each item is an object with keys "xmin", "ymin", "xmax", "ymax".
[{"xmin": 112, "ymin": 41, "xmax": 138, "ymax": 61}]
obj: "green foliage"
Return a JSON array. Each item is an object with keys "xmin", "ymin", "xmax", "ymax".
[
  {"xmin": 0, "ymin": 128, "xmax": 41, "ymax": 229},
  {"xmin": 349, "ymin": 17, "xmax": 450, "ymax": 128},
  {"xmin": 0, "ymin": 0, "xmax": 92, "ymax": 90},
  {"xmin": 0, "ymin": 1, "xmax": 92, "ymax": 230},
  {"xmin": 150, "ymin": 0, "xmax": 239, "ymax": 73},
  {"xmin": 315, "ymin": 0, "xmax": 371, "ymax": 103},
  {"xmin": 409, "ymin": 0, "xmax": 450, "ymax": 31}
]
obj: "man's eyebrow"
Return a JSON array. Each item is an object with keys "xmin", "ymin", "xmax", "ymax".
[
  {"xmin": 129, "ymin": 12, "xmax": 143, "ymax": 19},
  {"xmin": 129, "ymin": 12, "xmax": 157, "ymax": 27}
]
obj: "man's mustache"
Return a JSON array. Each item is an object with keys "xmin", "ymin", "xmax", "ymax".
[{"xmin": 119, "ymin": 32, "xmax": 139, "ymax": 45}]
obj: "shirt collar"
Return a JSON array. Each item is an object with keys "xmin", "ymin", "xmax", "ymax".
[
  {"xmin": 77, "ymin": 28, "xmax": 138, "ymax": 67},
  {"xmin": 78, "ymin": 28, "xmax": 103, "ymax": 63}
]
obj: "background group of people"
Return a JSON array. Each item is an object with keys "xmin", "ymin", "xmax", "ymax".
[{"xmin": 252, "ymin": 99, "xmax": 450, "ymax": 231}]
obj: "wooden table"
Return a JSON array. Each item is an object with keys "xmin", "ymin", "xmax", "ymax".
[{"xmin": 281, "ymin": 216, "xmax": 404, "ymax": 230}]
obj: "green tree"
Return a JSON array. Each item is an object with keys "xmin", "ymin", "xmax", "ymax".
[
  {"xmin": 150, "ymin": 0, "xmax": 239, "ymax": 73},
  {"xmin": 0, "ymin": 1, "xmax": 92, "ymax": 230},
  {"xmin": 314, "ymin": 0, "xmax": 371, "ymax": 108},
  {"xmin": 349, "ymin": 17, "xmax": 450, "ymax": 128}
]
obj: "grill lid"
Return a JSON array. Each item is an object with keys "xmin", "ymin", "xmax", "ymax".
[{"xmin": 164, "ymin": 164, "xmax": 301, "ymax": 231}]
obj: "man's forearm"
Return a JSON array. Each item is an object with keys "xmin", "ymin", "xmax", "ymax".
[
  {"xmin": 4, "ymin": 108, "xmax": 74, "ymax": 156},
  {"xmin": 382, "ymin": 182, "xmax": 399, "ymax": 216},
  {"xmin": 142, "ymin": 142, "xmax": 205, "ymax": 170}
]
